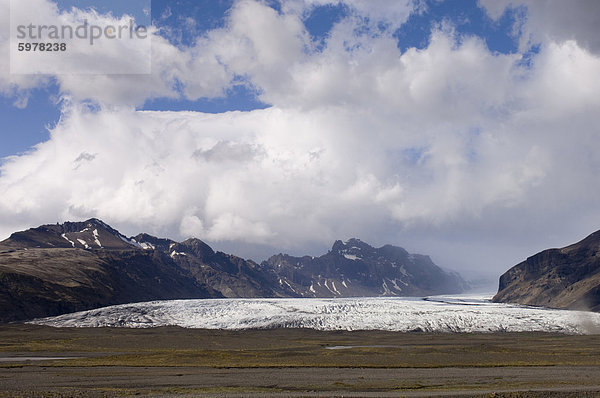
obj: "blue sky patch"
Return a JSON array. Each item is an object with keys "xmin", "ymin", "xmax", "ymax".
[
  {"xmin": 0, "ymin": 84, "xmax": 61, "ymax": 159},
  {"xmin": 142, "ymin": 83, "xmax": 269, "ymax": 114},
  {"xmin": 394, "ymin": 0, "xmax": 519, "ymax": 54}
]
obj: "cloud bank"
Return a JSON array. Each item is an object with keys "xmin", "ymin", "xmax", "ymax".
[{"xmin": 1, "ymin": 0, "xmax": 600, "ymax": 277}]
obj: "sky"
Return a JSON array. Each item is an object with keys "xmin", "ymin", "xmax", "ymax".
[{"xmin": 1, "ymin": 0, "xmax": 600, "ymax": 281}]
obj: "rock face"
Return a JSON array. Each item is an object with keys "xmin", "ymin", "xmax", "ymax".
[
  {"xmin": 493, "ymin": 230, "xmax": 600, "ymax": 312},
  {"xmin": 0, "ymin": 219, "xmax": 267, "ymax": 322},
  {"xmin": 0, "ymin": 220, "xmax": 466, "ymax": 322},
  {"xmin": 260, "ymin": 238, "xmax": 467, "ymax": 297}
]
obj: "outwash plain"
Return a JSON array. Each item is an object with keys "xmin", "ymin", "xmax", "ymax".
[{"xmin": 1, "ymin": 325, "xmax": 600, "ymax": 397}]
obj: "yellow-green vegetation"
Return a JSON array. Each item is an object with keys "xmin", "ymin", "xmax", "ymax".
[{"xmin": 1, "ymin": 325, "xmax": 600, "ymax": 368}]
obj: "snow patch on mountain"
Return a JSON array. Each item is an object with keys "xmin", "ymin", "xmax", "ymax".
[
  {"xmin": 61, "ymin": 234, "xmax": 75, "ymax": 248},
  {"xmin": 92, "ymin": 229, "xmax": 102, "ymax": 248},
  {"xmin": 120, "ymin": 235, "xmax": 142, "ymax": 248},
  {"xmin": 76, "ymin": 239, "xmax": 90, "ymax": 249}
]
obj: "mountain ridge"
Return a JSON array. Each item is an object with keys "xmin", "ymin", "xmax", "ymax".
[
  {"xmin": 0, "ymin": 219, "xmax": 467, "ymax": 322},
  {"xmin": 492, "ymin": 230, "xmax": 600, "ymax": 312},
  {"xmin": 261, "ymin": 238, "xmax": 467, "ymax": 297}
]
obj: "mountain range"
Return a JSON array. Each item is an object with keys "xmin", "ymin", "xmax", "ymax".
[
  {"xmin": 493, "ymin": 230, "xmax": 600, "ymax": 312},
  {"xmin": 0, "ymin": 219, "xmax": 467, "ymax": 322}
]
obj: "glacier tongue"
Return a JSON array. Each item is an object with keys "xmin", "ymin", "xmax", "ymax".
[{"xmin": 30, "ymin": 295, "xmax": 600, "ymax": 334}]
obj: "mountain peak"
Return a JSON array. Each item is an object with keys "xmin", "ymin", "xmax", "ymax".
[
  {"xmin": 59, "ymin": 218, "xmax": 122, "ymax": 236},
  {"xmin": 1, "ymin": 219, "xmax": 135, "ymax": 250},
  {"xmin": 178, "ymin": 238, "xmax": 215, "ymax": 260},
  {"xmin": 265, "ymin": 237, "xmax": 466, "ymax": 298},
  {"xmin": 84, "ymin": 218, "xmax": 108, "ymax": 227},
  {"xmin": 331, "ymin": 240, "xmax": 345, "ymax": 253},
  {"xmin": 343, "ymin": 238, "xmax": 372, "ymax": 249},
  {"xmin": 331, "ymin": 238, "xmax": 371, "ymax": 253}
]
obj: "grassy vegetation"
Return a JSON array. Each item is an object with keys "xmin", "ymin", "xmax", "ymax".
[{"xmin": 1, "ymin": 324, "xmax": 600, "ymax": 368}]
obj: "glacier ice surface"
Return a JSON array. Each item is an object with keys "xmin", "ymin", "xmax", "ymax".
[{"xmin": 30, "ymin": 294, "xmax": 600, "ymax": 334}]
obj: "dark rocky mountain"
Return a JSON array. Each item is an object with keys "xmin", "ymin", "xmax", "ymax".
[
  {"xmin": 261, "ymin": 238, "xmax": 467, "ymax": 297},
  {"xmin": 0, "ymin": 220, "xmax": 466, "ymax": 322},
  {"xmin": 0, "ymin": 219, "xmax": 269, "ymax": 322},
  {"xmin": 2, "ymin": 218, "xmax": 133, "ymax": 250},
  {"xmin": 493, "ymin": 230, "xmax": 600, "ymax": 312}
]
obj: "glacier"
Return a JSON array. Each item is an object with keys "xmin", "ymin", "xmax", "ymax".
[{"xmin": 31, "ymin": 294, "xmax": 600, "ymax": 334}]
